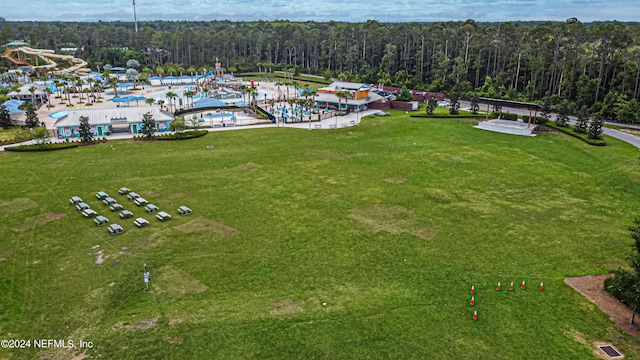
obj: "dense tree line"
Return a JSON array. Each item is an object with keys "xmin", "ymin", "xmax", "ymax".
[{"xmin": 1, "ymin": 17, "xmax": 640, "ymax": 122}]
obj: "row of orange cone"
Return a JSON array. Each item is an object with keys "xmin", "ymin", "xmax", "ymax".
[
  {"xmin": 494, "ymin": 281, "xmax": 544, "ymax": 291},
  {"xmin": 470, "ymin": 281, "xmax": 545, "ymax": 321}
]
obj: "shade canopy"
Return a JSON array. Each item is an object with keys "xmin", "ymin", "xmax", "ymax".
[{"xmin": 193, "ymin": 98, "xmax": 228, "ymax": 108}]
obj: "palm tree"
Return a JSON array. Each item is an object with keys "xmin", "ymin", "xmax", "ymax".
[
  {"xmin": 110, "ymin": 76, "xmax": 118, "ymax": 98},
  {"xmin": 43, "ymin": 87, "xmax": 52, "ymax": 108},
  {"xmin": 28, "ymin": 86, "xmax": 36, "ymax": 105},
  {"xmin": 86, "ymin": 78, "xmax": 95, "ymax": 102},
  {"xmin": 157, "ymin": 99, "xmax": 165, "ymax": 110},
  {"xmin": 93, "ymin": 84, "xmax": 103, "ymax": 102},
  {"xmin": 76, "ymin": 78, "xmax": 85, "ymax": 103},
  {"xmin": 166, "ymin": 91, "xmax": 177, "ymax": 113},
  {"xmin": 184, "ymin": 90, "xmax": 195, "ymax": 109},
  {"xmin": 53, "ymin": 79, "xmax": 64, "ymax": 103},
  {"xmin": 335, "ymin": 90, "xmax": 351, "ymax": 114},
  {"xmin": 145, "ymin": 98, "xmax": 155, "ymax": 106},
  {"xmin": 246, "ymin": 86, "xmax": 258, "ymax": 107}
]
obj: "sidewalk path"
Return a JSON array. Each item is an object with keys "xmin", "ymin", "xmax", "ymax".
[{"xmin": 0, "ymin": 109, "xmax": 382, "ymax": 151}]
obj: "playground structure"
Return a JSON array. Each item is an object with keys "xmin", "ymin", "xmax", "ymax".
[{"xmin": 2, "ymin": 41, "xmax": 90, "ymax": 76}]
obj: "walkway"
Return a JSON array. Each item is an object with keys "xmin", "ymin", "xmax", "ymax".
[{"xmin": 0, "ymin": 109, "xmax": 382, "ymax": 151}]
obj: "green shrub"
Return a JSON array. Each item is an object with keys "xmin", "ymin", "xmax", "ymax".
[
  {"xmin": 157, "ymin": 130, "xmax": 208, "ymax": 140},
  {"xmin": 521, "ymin": 115, "xmax": 549, "ymax": 124},
  {"xmin": 5, "ymin": 143, "xmax": 79, "ymax": 152},
  {"xmin": 546, "ymin": 121, "xmax": 607, "ymax": 146},
  {"xmin": 410, "ymin": 113, "xmax": 485, "ymax": 119},
  {"xmin": 490, "ymin": 112, "xmax": 518, "ymax": 121},
  {"xmin": 605, "ymin": 270, "xmax": 637, "ymax": 307}
]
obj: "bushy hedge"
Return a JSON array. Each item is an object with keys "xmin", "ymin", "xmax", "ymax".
[
  {"xmin": 410, "ymin": 113, "xmax": 485, "ymax": 119},
  {"xmin": 546, "ymin": 121, "xmax": 607, "ymax": 146},
  {"xmin": 5, "ymin": 143, "xmax": 79, "ymax": 152},
  {"xmin": 157, "ymin": 130, "xmax": 208, "ymax": 140},
  {"xmin": 523, "ymin": 116, "xmax": 550, "ymax": 124},
  {"xmin": 490, "ymin": 112, "xmax": 519, "ymax": 121},
  {"xmin": 604, "ymin": 270, "xmax": 637, "ymax": 308}
]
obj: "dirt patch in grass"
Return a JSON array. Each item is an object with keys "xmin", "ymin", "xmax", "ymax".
[
  {"xmin": 162, "ymin": 174, "xmax": 175, "ymax": 179},
  {"xmin": 565, "ymin": 274, "xmax": 640, "ymax": 340},
  {"xmin": 0, "ymin": 197, "xmax": 37, "ymax": 215},
  {"xmin": 112, "ymin": 316, "xmax": 159, "ymax": 331},
  {"xmin": 269, "ymin": 299, "xmax": 304, "ymax": 316},
  {"xmin": 175, "ymin": 217, "xmax": 239, "ymax": 238},
  {"xmin": 153, "ymin": 265, "xmax": 208, "ymax": 298},
  {"xmin": 46, "ymin": 213, "xmax": 66, "ymax": 221},
  {"xmin": 167, "ymin": 338, "xmax": 183, "ymax": 345},
  {"xmin": 135, "ymin": 233, "xmax": 165, "ymax": 249},
  {"xmin": 292, "ymin": 193, "xmax": 305, "ymax": 200},
  {"xmin": 169, "ymin": 317, "xmax": 184, "ymax": 326},
  {"xmin": 236, "ymin": 162, "xmax": 262, "ymax": 170},
  {"xmin": 307, "ymin": 149, "xmax": 344, "ymax": 160},
  {"xmin": 11, "ymin": 212, "xmax": 65, "ymax": 232},
  {"xmin": 384, "ymin": 177, "xmax": 406, "ymax": 184},
  {"xmin": 168, "ymin": 192, "xmax": 185, "ymax": 200},
  {"xmin": 94, "ymin": 246, "xmax": 132, "ymax": 265},
  {"xmin": 348, "ymin": 205, "xmax": 435, "ymax": 240},
  {"xmin": 140, "ymin": 190, "xmax": 160, "ymax": 198}
]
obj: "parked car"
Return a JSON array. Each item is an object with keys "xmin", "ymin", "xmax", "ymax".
[
  {"xmin": 127, "ymin": 192, "xmax": 140, "ymax": 200},
  {"xmin": 145, "ymin": 204, "xmax": 159, "ymax": 213},
  {"xmin": 134, "ymin": 198, "xmax": 148, "ymax": 206},
  {"xmin": 69, "ymin": 196, "xmax": 83, "ymax": 205},
  {"xmin": 108, "ymin": 224, "xmax": 124, "ymax": 236},
  {"xmin": 134, "ymin": 217, "xmax": 150, "ymax": 227},
  {"xmin": 110, "ymin": 203, "xmax": 124, "ymax": 211},
  {"xmin": 156, "ymin": 211, "xmax": 172, "ymax": 221},
  {"xmin": 178, "ymin": 206, "xmax": 192, "ymax": 216},
  {"xmin": 81, "ymin": 209, "xmax": 98, "ymax": 218},
  {"xmin": 76, "ymin": 202, "xmax": 90, "ymax": 211},
  {"xmin": 94, "ymin": 215, "xmax": 109, "ymax": 226},
  {"xmin": 96, "ymin": 191, "xmax": 109, "ymax": 200},
  {"xmin": 119, "ymin": 210, "xmax": 133, "ymax": 219},
  {"xmin": 118, "ymin": 187, "xmax": 131, "ymax": 195},
  {"xmin": 103, "ymin": 197, "xmax": 117, "ymax": 206}
]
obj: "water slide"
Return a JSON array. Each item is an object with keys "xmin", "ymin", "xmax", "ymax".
[{"xmin": 6, "ymin": 46, "xmax": 89, "ymax": 75}]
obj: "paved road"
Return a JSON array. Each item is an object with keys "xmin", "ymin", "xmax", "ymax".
[{"xmin": 460, "ymin": 100, "xmax": 640, "ymax": 149}]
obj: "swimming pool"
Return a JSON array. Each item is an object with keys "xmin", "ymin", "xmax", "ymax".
[
  {"xmin": 49, "ymin": 110, "xmax": 69, "ymax": 119},
  {"xmin": 147, "ymin": 87, "xmax": 276, "ymax": 105}
]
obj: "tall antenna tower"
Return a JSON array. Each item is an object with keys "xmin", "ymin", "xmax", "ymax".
[{"xmin": 133, "ymin": 0, "xmax": 138, "ymax": 33}]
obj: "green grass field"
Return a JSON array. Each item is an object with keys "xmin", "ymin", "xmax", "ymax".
[{"xmin": 2, "ymin": 112, "xmax": 640, "ymax": 359}]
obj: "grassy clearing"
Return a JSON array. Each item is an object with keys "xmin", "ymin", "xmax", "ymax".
[{"xmin": 1, "ymin": 112, "xmax": 640, "ymax": 359}]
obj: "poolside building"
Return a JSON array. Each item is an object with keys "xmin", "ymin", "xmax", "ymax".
[
  {"xmin": 7, "ymin": 83, "xmax": 48, "ymax": 104},
  {"xmin": 54, "ymin": 106, "xmax": 174, "ymax": 139},
  {"xmin": 314, "ymin": 82, "xmax": 384, "ymax": 111}
]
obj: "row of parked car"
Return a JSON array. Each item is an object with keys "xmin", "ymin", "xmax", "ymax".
[{"xmin": 69, "ymin": 187, "xmax": 192, "ymax": 235}]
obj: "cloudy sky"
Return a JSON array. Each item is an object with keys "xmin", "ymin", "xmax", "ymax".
[{"xmin": 4, "ymin": 0, "xmax": 639, "ymax": 23}]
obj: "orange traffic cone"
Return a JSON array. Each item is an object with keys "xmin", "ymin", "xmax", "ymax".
[
  {"xmin": 521, "ymin": 281, "xmax": 526, "ymax": 290},
  {"xmin": 539, "ymin": 282, "xmax": 544, "ymax": 291},
  {"xmin": 470, "ymin": 285, "xmax": 475, "ymax": 295},
  {"xmin": 496, "ymin": 282, "xmax": 501, "ymax": 291},
  {"xmin": 509, "ymin": 281, "xmax": 514, "ymax": 291},
  {"xmin": 470, "ymin": 296, "xmax": 475, "ymax": 306},
  {"xmin": 473, "ymin": 310, "xmax": 478, "ymax": 321}
]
